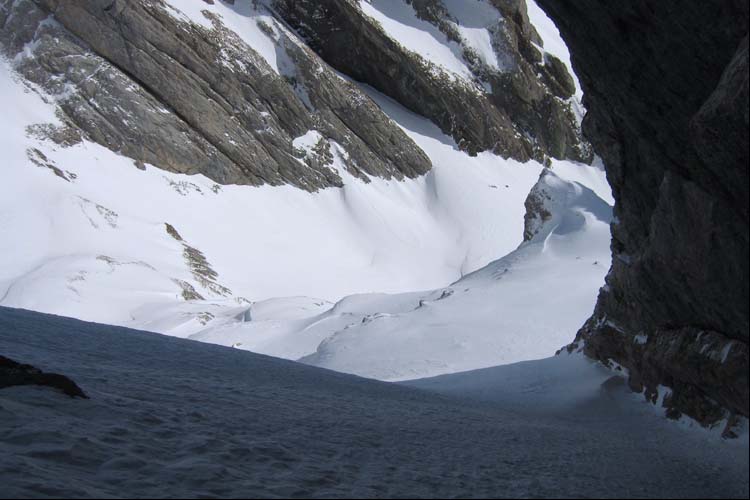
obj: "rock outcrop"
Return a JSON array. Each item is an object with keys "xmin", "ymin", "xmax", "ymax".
[
  {"xmin": 1, "ymin": 355, "xmax": 88, "ymax": 398},
  {"xmin": 522, "ymin": 167, "xmax": 612, "ymax": 243},
  {"xmin": 273, "ymin": 0, "xmax": 591, "ymax": 163},
  {"xmin": 0, "ymin": 0, "xmax": 594, "ymax": 190},
  {"xmin": 538, "ymin": 0, "xmax": 749, "ymax": 431},
  {"xmin": 0, "ymin": 0, "xmax": 431, "ymax": 190}
]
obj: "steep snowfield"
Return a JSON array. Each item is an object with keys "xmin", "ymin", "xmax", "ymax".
[
  {"xmin": 0, "ymin": 42, "xmax": 610, "ymax": 380},
  {"xmin": 0, "ymin": 58, "xmax": 541, "ymax": 315},
  {"xmin": 441, "ymin": 0, "xmax": 505, "ymax": 70},
  {"xmin": 159, "ymin": 92, "xmax": 613, "ymax": 381},
  {"xmin": 193, "ymin": 163, "xmax": 613, "ymax": 381},
  {"xmin": 0, "ymin": 307, "xmax": 747, "ymax": 498},
  {"xmin": 1, "ymin": 1, "xmax": 609, "ymax": 381},
  {"xmin": 359, "ymin": 0, "xmax": 474, "ymax": 79}
]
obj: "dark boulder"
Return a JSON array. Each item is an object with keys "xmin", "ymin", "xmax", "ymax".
[{"xmin": 1, "ymin": 355, "xmax": 88, "ymax": 399}]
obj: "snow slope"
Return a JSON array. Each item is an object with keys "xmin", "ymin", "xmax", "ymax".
[
  {"xmin": 168, "ymin": 93, "xmax": 613, "ymax": 381},
  {"xmin": 359, "ymin": 0, "xmax": 475, "ymax": 79},
  {"xmin": 357, "ymin": 0, "xmax": 575, "ymax": 84},
  {"xmin": 0, "ymin": 45, "xmax": 611, "ymax": 380},
  {"xmin": 407, "ymin": 350, "xmax": 750, "ymax": 442},
  {"xmin": 190, "ymin": 162, "xmax": 613, "ymax": 381},
  {"xmin": 1, "ymin": 0, "xmax": 610, "ymax": 382},
  {"xmin": 0, "ymin": 57, "xmax": 541, "ymax": 316},
  {"xmin": 441, "ymin": 0, "xmax": 505, "ymax": 71},
  {"xmin": 0, "ymin": 307, "xmax": 747, "ymax": 498}
]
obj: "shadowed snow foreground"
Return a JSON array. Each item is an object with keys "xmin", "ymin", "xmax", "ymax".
[{"xmin": 0, "ymin": 307, "xmax": 747, "ymax": 498}]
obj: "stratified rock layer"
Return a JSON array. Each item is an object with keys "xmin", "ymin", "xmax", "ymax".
[
  {"xmin": 0, "ymin": 0, "xmax": 431, "ymax": 190},
  {"xmin": 1, "ymin": 0, "xmax": 593, "ymax": 190},
  {"xmin": 272, "ymin": 0, "xmax": 591, "ymax": 162},
  {"xmin": 537, "ymin": 0, "xmax": 749, "ymax": 429}
]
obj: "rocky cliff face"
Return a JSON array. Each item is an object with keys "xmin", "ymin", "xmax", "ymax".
[
  {"xmin": 0, "ymin": 0, "xmax": 432, "ymax": 190},
  {"xmin": 273, "ymin": 0, "xmax": 591, "ymax": 162},
  {"xmin": 1, "ymin": 0, "xmax": 591, "ymax": 191},
  {"xmin": 538, "ymin": 0, "xmax": 749, "ymax": 432}
]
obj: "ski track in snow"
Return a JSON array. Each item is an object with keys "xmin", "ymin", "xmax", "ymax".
[{"xmin": 0, "ymin": 308, "xmax": 747, "ymax": 498}]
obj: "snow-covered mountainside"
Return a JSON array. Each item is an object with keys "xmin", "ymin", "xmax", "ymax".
[
  {"xmin": 0, "ymin": 0, "xmax": 613, "ymax": 380},
  {"xmin": 1, "ymin": 307, "xmax": 747, "ymax": 498},
  {"xmin": 246, "ymin": 165, "xmax": 611, "ymax": 381},
  {"xmin": 1, "ymin": 2, "xmax": 748, "ymax": 496}
]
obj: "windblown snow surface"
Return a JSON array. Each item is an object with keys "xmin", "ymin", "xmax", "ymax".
[
  {"xmin": 0, "ymin": 2, "xmax": 748, "ymax": 497},
  {"xmin": 0, "ymin": 307, "xmax": 747, "ymax": 498},
  {"xmin": 0, "ymin": 1, "xmax": 611, "ymax": 380}
]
